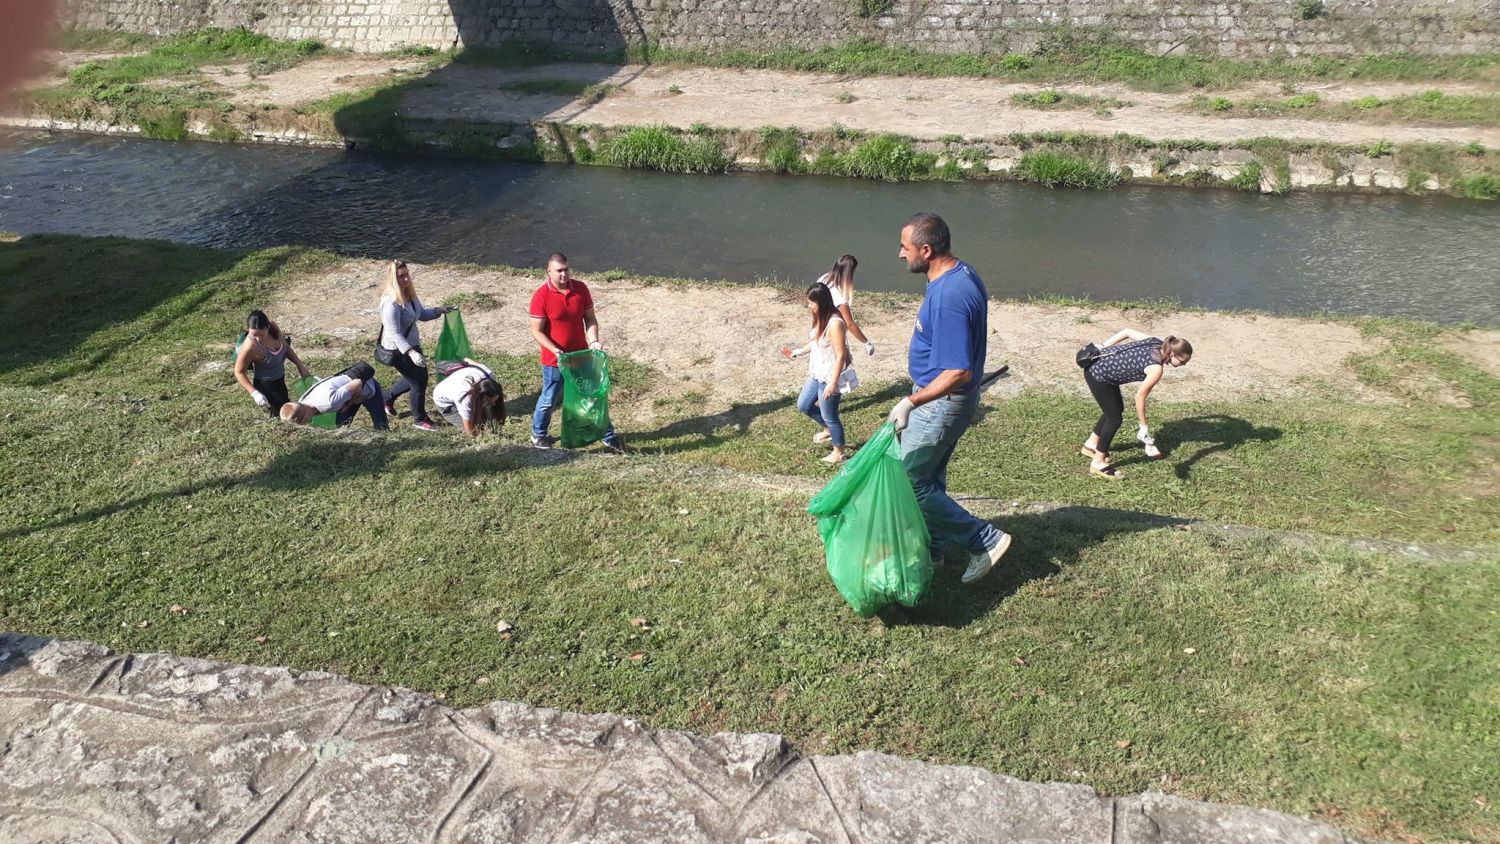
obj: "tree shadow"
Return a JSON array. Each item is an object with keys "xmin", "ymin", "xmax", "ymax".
[
  {"xmin": 1112, "ymin": 414, "xmax": 1284, "ymax": 479},
  {"xmin": 0, "ymin": 432, "xmax": 552, "ymax": 543},
  {"xmin": 879, "ymin": 505, "xmax": 1189, "ymax": 629},
  {"xmin": 0, "ymin": 235, "xmax": 250, "ymax": 380}
]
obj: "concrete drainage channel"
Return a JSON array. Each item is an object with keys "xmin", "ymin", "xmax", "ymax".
[{"xmin": 0, "ymin": 633, "xmax": 1366, "ymax": 842}]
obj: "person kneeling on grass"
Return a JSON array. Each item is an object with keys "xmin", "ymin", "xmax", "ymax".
[
  {"xmin": 279, "ymin": 361, "xmax": 390, "ymax": 430},
  {"xmin": 433, "ymin": 359, "xmax": 505, "ymax": 436},
  {"xmin": 783, "ymin": 282, "xmax": 858, "ymax": 464},
  {"xmin": 234, "ymin": 310, "xmax": 311, "ymax": 416},
  {"xmin": 1080, "ymin": 330, "xmax": 1193, "ymax": 479}
]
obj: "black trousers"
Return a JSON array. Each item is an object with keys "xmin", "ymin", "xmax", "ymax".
[
  {"xmin": 1085, "ymin": 367, "xmax": 1125, "ymax": 455},
  {"xmin": 383, "ymin": 349, "xmax": 430, "ymax": 422},
  {"xmin": 253, "ymin": 376, "xmax": 290, "ymax": 418}
]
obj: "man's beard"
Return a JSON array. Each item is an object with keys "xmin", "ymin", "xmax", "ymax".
[{"xmin": 905, "ymin": 257, "xmax": 929, "ymax": 274}]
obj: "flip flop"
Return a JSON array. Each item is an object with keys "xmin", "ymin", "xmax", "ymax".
[
  {"xmin": 1080, "ymin": 445, "xmax": 1097, "ymax": 458},
  {"xmin": 813, "ymin": 430, "xmax": 832, "ymax": 444}
]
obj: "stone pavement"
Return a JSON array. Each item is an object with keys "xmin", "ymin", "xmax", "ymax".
[{"xmin": 0, "ymin": 633, "xmax": 1366, "ymax": 843}]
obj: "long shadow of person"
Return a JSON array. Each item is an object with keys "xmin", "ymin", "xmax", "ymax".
[
  {"xmin": 878, "ymin": 505, "xmax": 1189, "ymax": 629},
  {"xmin": 0, "ymin": 432, "xmax": 546, "ymax": 543},
  {"xmin": 1116, "ymin": 414, "xmax": 1284, "ymax": 479}
]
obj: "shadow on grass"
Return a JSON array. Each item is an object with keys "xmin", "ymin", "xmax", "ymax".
[
  {"xmin": 1120, "ymin": 414, "xmax": 1284, "ymax": 479},
  {"xmin": 881, "ymin": 505, "xmax": 1189, "ymax": 629},
  {"xmin": 0, "ymin": 433, "xmax": 567, "ymax": 542},
  {"xmin": 0, "ymin": 235, "xmax": 253, "ymax": 381}
]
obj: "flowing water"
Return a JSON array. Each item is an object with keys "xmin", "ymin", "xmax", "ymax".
[{"xmin": 3, "ymin": 131, "xmax": 1498, "ymax": 323}]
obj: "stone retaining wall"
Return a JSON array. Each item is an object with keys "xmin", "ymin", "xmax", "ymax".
[
  {"xmin": 56, "ymin": 0, "xmax": 1500, "ymax": 57},
  {"xmin": 0, "ymin": 633, "xmax": 1364, "ymax": 842}
]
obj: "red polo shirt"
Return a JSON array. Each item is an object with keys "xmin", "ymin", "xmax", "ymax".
[{"xmin": 528, "ymin": 279, "xmax": 594, "ymax": 367}]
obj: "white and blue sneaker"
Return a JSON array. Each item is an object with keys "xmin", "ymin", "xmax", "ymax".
[{"xmin": 962, "ymin": 531, "xmax": 1012, "ymax": 585}]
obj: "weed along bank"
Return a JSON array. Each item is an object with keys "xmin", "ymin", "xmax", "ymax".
[{"xmin": 8, "ymin": 21, "xmax": 1500, "ymax": 197}]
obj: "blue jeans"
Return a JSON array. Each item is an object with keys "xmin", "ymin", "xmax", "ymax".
[
  {"xmin": 532, "ymin": 365, "xmax": 616, "ymax": 443},
  {"xmin": 796, "ymin": 377, "xmax": 844, "ymax": 447},
  {"xmin": 900, "ymin": 390, "xmax": 1001, "ymax": 556},
  {"xmin": 336, "ymin": 378, "xmax": 389, "ymax": 431}
]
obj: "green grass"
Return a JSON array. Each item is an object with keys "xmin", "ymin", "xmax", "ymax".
[
  {"xmin": 1015, "ymin": 151, "xmax": 1122, "ymax": 189},
  {"xmin": 1190, "ymin": 89, "xmax": 1500, "ymax": 127},
  {"xmin": 22, "ymin": 28, "xmax": 325, "ymax": 140},
  {"xmin": 1011, "ymin": 90, "xmax": 1132, "ymax": 110},
  {"xmin": 599, "ymin": 125, "xmax": 730, "ymax": 173},
  {"xmin": 636, "ymin": 37, "xmax": 1500, "ymax": 93},
  {"xmin": 1, "ymin": 234, "xmax": 1497, "ymax": 844},
  {"xmin": 498, "ymin": 79, "xmax": 618, "ymax": 104}
]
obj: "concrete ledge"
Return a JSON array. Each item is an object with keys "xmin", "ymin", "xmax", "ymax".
[{"xmin": 0, "ymin": 633, "xmax": 1366, "ymax": 842}]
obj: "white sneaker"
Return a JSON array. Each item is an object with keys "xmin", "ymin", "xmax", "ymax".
[{"xmin": 962, "ymin": 532, "xmax": 1011, "ymax": 585}]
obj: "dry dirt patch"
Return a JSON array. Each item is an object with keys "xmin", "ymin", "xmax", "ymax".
[
  {"xmin": 200, "ymin": 56, "xmax": 431, "ymax": 107},
  {"xmin": 267, "ymin": 259, "xmax": 1399, "ymax": 424}
]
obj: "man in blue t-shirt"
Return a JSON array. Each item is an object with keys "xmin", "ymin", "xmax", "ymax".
[{"xmin": 888, "ymin": 212, "xmax": 1011, "ymax": 585}]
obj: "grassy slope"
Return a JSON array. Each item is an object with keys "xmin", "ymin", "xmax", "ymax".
[{"xmin": 1, "ymin": 234, "xmax": 1497, "ymax": 842}]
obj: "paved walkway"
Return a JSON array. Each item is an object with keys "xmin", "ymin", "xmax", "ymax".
[{"xmin": 0, "ymin": 633, "xmax": 1364, "ymax": 842}]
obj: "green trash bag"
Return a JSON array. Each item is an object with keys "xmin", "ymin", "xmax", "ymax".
[
  {"xmin": 433, "ymin": 310, "xmax": 473, "ymax": 367},
  {"xmin": 292, "ymin": 375, "xmax": 337, "ymax": 430},
  {"xmin": 807, "ymin": 422, "xmax": 932, "ymax": 617},
  {"xmin": 557, "ymin": 349, "xmax": 611, "ymax": 448}
]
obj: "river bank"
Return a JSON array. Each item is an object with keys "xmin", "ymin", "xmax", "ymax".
[{"xmin": 10, "ymin": 33, "xmax": 1500, "ymax": 197}]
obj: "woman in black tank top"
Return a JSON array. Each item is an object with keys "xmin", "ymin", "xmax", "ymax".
[{"xmin": 1079, "ymin": 329, "xmax": 1193, "ymax": 479}]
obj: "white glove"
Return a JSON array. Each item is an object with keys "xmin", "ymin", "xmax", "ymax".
[
  {"xmin": 1136, "ymin": 423, "xmax": 1153, "ymax": 445},
  {"xmin": 888, "ymin": 397, "xmax": 915, "ymax": 432},
  {"xmin": 864, "ymin": 340, "xmax": 876, "ymax": 356},
  {"xmin": 589, "ymin": 340, "xmax": 602, "ymax": 351},
  {"xmin": 251, "ymin": 390, "xmax": 270, "ymax": 408},
  {"xmin": 409, "ymin": 350, "xmax": 425, "ymax": 366}
]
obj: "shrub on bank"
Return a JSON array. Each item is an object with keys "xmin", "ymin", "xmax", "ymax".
[
  {"xmin": 1015, "ymin": 151, "xmax": 1121, "ymax": 189},
  {"xmin": 600, "ymin": 126, "xmax": 730, "ymax": 174}
]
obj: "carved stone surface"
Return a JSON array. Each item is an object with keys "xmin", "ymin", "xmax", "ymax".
[{"xmin": 0, "ymin": 633, "xmax": 1366, "ymax": 842}]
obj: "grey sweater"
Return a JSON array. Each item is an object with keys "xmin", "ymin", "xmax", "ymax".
[{"xmin": 378, "ymin": 296, "xmax": 443, "ymax": 354}]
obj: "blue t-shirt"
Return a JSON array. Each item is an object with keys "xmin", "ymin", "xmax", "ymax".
[{"xmin": 907, "ymin": 261, "xmax": 989, "ymax": 394}]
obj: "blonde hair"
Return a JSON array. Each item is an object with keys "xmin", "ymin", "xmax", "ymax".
[
  {"xmin": 826, "ymin": 254, "xmax": 857, "ymax": 306},
  {"xmin": 380, "ymin": 259, "xmax": 415, "ymax": 305}
]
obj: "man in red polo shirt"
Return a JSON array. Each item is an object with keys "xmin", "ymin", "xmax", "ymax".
[{"xmin": 528, "ymin": 252, "xmax": 623, "ymax": 451}]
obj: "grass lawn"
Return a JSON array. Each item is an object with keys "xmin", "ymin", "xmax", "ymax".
[{"xmin": 2, "ymin": 234, "xmax": 1497, "ymax": 842}]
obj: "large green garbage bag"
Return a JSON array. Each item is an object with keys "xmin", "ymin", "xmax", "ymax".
[
  {"xmin": 434, "ymin": 310, "xmax": 473, "ymax": 366},
  {"xmin": 292, "ymin": 376, "xmax": 336, "ymax": 430},
  {"xmin": 807, "ymin": 422, "xmax": 932, "ymax": 617},
  {"xmin": 557, "ymin": 349, "xmax": 611, "ymax": 448}
]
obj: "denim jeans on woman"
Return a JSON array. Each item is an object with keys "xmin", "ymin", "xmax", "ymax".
[
  {"xmin": 899, "ymin": 390, "xmax": 1002, "ymax": 556},
  {"xmin": 796, "ymin": 377, "xmax": 844, "ymax": 447},
  {"xmin": 531, "ymin": 365, "xmax": 616, "ymax": 444}
]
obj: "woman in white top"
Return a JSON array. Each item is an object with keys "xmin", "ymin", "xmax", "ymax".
[
  {"xmin": 817, "ymin": 254, "xmax": 875, "ymax": 357},
  {"xmin": 377, "ymin": 260, "xmax": 452, "ymax": 431},
  {"xmin": 432, "ymin": 358, "xmax": 506, "ymax": 436},
  {"xmin": 782, "ymin": 283, "xmax": 858, "ymax": 464}
]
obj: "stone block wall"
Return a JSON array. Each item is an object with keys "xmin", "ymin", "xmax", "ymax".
[{"xmin": 56, "ymin": 0, "xmax": 1500, "ymax": 57}]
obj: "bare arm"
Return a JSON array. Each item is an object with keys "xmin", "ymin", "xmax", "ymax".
[
  {"xmin": 836, "ymin": 303, "xmax": 868, "ymax": 345},
  {"xmin": 1101, "ymin": 328, "xmax": 1150, "ymax": 348},
  {"xmin": 530, "ymin": 316, "xmax": 564, "ymax": 358},
  {"xmin": 1135, "ymin": 366, "xmax": 1163, "ymax": 426},
  {"xmin": 285, "ymin": 344, "xmax": 311, "ymax": 379},
  {"xmin": 583, "ymin": 307, "xmax": 601, "ymax": 347},
  {"xmin": 233, "ymin": 342, "xmax": 258, "ymax": 394},
  {"xmin": 823, "ymin": 321, "xmax": 850, "ymax": 398}
]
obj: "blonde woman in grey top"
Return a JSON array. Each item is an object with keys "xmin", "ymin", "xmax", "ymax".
[{"xmin": 377, "ymin": 259, "xmax": 451, "ymax": 430}]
